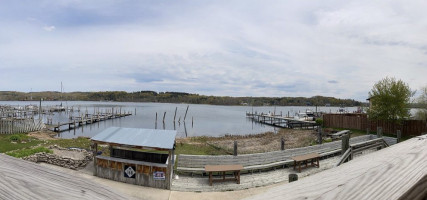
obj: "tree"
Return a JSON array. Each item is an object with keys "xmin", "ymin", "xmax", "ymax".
[
  {"xmin": 367, "ymin": 77, "xmax": 414, "ymax": 123},
  {"xmin": 415, "ymin": 86, "xmax": 427, "ymax": 121}
]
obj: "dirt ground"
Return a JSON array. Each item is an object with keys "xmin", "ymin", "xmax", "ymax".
[
  {"xmin": 28, "ymin": 130, "xmax": 58, "ymax": 140},
  {"xmin": 177, "ymin": 129, "xmax": 318, "ymax": 154}
]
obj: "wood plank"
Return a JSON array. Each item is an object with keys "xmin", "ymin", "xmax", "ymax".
[
  {"xmin": 0, "ymin": 154, "xmax": 131, "ymax": 200},
  {"xmin": 245, "ymin": 134, "xmax": 427, "ymax": 200}
]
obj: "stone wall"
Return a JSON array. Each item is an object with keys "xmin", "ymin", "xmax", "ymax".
[{"xmin": 24, "ymin": 146, "xmax": 93, "ymax": 170}]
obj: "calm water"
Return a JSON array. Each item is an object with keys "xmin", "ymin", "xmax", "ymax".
[{"xmin": 1, "ymin": 101, "xmax": 358, "ymax": 138}]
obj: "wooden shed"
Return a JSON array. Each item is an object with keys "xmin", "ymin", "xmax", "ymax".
[{"xmin": 91, "ymin": 127, "xmax": 176, "ymax": 190}]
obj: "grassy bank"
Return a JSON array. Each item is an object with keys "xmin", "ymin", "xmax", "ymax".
[{"xmin": 0, "ymin": 134, "xmax": 43, "ymax": 153}]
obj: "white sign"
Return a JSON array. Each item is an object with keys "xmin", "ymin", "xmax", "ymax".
[{"xmin": 153, "ymin": 171, "xmax": 165, "ymax": 180}]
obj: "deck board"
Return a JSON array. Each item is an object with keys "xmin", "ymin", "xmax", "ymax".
[
  {"xmin": 0, "ymin": 154, "xmax": 132, "ymax": 200},
  {"xmin": 245, "ymin": 135, "xmax": 427, "ymax": 200}
]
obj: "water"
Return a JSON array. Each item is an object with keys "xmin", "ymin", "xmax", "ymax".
[{"xmin": 1, "ymin": 101, "xmax": 358, "ymax": 138}]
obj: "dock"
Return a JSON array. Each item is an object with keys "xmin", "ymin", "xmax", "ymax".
[
  {"xmin": 246, "ymin": 113, "xmax": 317, "ymax": 129},
  {"xmin": 47, "ymin": 112, "xmax": 132, "ymax": 132}
]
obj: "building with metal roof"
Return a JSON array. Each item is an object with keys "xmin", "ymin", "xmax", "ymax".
[{"xmin": 91, "ymin": 127, "xmax": 177, "ymax": 190}]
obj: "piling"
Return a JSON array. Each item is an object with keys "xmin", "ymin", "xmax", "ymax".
[
  {"xmin": 233, "ymin": 141, "xmax": 238, "ymax": 156},
  {"xmin": 281, "ymin": 137, "xmax": 285, "ymax": 150}
]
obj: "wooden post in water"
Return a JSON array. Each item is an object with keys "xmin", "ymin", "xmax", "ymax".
[
  {"xmin": 155, "ymin": 112, "xmax": 158, "ymax": 129},
  {"xmin": 281, "ymin": 137, "xmax": 285, "ymax": 150},
  {"xmin": 377, "ymin": 127, "xmax": 383, "ymax": 138},
  {"xmin": 397, "ymin": 130, "xmax": 401, "ymax": 143},
  {"xmin": 233, "ymin": 141, "xmax": 238, "ymax": 156},
  {"xmin": 184, "ymin": 105, "xmax": 189, "ymax": 121},
  {"xmin": 163, "ymin": 112, "xmax": 166, "ymax": 123},
  {"xmin": 135, "ymin": 108, "xmax": 136, "ymax": 115},
  {"xmin": 192, "ymin": 117, "xmax": 193, "ymax": 127},
  {"xmin": 173, "ymin": 107, "xmax": 177, "ymax": 122}
]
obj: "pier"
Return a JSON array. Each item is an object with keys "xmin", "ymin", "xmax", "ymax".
[
  {"xmin": 48, "ymin": 112, "xmax": 132, "ymax": 132},
  {"xmin": 246, "ymin": 113, "xmax": 317, "ymax": 129}
]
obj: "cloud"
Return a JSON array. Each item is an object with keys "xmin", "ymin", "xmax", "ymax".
[
  {"xmin": 43, "ymin": 26, "xmax": 55, "ymax": 31},
  {"xmin": 0, "ymin": 1, "xmax": 426, "ymax": 100}
]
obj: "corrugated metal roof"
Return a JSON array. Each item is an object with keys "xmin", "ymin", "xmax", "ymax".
[{"xmin": 91, "ymin": 127, "xmax": 177, "ymax": 149}]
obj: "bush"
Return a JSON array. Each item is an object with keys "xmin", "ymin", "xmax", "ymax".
[
  {"xmin": 6, "ymin": 147, "xmax": 53, "ymax": 158},
  {"xmin": 315, "ymin": 118, "xmax": 324, "ymax": 127}
]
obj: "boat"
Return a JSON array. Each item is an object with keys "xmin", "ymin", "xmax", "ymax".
[{"xmin": 294, "ymin": 110, "xmax": 316, "ymax": 121}]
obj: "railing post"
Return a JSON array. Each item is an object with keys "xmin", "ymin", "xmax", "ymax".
[
  {"xmin": 377, "ymin": 127, "xmax": 383, "ymax": 138},
  {"xmin": 341, "ymin": 134, "xmax": 350, "ymax": 155},
  {"xmin": 397, "ymin": 130, "xmax": 401, "ymax": 143},
  {"xmin": 281, "ymin": 137, "xmax": 285, "ymax": 150}
]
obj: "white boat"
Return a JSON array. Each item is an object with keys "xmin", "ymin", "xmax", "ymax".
[{"xmin": 294, "ymin": 110, "xmax": 316, "ymax": 121}]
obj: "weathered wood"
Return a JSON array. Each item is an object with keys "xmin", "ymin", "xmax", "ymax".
[
  {"xmin": 397, "ymin": 130, "xmax": 401, "ymax": 143},
  {"xmin": 245, "ymin": 134, "xmax": 427, "ymax": 200},
  {"xmin": 0, "ymin": 154, "xmax": 130, "ymax": 200},
  {"xmin": 377, "ymin": 126, "xmax": 383, "ymax": 137},
  {"xmin": 341, "ymin": 134, "xmax": 350, "ymax": 154},
  {"xmin": 234, "ymin": 141, "xmax": 238, "ymax": 156}
]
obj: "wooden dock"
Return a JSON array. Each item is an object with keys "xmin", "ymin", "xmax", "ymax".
[
  {"xmin": 48, "ymin": 112, "xmax": 132, "ymax": 132},
  {"xmin": 246, "ymin": 113, "xmax": 317, "ymax": 129},
  {"xmin": 245, "ymin": 134, "xmax": 427, "ymax": 200}
]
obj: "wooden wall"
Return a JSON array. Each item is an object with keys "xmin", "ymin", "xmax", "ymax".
[
  {"xmin": 95, "ymin": 157, "xmax": 171, "ymax": 190},
  {"xmin": 323, "ymin": 114, "xmax": 427, "ymax": 137}
]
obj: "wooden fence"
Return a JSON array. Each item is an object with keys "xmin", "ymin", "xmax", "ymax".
[
  {"xmin": 0, "ymin": 119, "xmax": 45, "ymax": 134},
  {"xmin": 323, "ymin": 114, "xmax": 427, "ymax": 137}
]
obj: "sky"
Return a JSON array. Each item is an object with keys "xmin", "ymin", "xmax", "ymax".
[{"xmin": 0, "ymin": 0, "xmax": 426, "ymax": 101}]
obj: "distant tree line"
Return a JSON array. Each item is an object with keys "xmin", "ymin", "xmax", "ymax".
[{"xmin": 0, "ymin": 91, "xmax": 363, "ymax": 107}]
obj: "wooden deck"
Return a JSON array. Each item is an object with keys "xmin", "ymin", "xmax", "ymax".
[
  {"xmin": 245, "ymin": 134, "xmax": 427, "ymax": 200},
  {"xmin": 0, "ymin": 154, "xmax": 131, "ymax": 200}
]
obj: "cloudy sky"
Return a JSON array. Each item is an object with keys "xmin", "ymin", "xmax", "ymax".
[{"xmin": 0, "ymin": 0, "xmax": 426, "ymax": 101}]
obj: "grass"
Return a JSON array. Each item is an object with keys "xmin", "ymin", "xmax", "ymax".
[
  {"xmin": 0, "ymin": 134, "xmax": 43, "ymax": 153},
  {"xmin": 44, "ymin": 137, "xmax": 92, "ymax": 150},
  {"xmin": 6, "ymin": 146, "xmax": 52, "ymax": 158}
]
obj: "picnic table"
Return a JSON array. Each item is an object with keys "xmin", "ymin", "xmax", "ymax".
[
  {"xmin": 291, "ymin": 153, "xmax": 320, "ymax": 173},
  {"xmin": 205, "ymin": 165, "xmax": 243, "ymax": 186}
]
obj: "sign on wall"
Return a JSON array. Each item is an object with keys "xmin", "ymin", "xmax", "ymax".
[
  {"xmin": 153, "ymin": 171, "xmax": 165, "ymax": 180},
  {"xmin": 124, "ymin": 165, "xmax": 136, "ymax": 178}
]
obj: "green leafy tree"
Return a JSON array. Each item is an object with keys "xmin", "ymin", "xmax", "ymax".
[
  {"xmin": 367, "ymin": 77, "xmax": 414, "ymax": 123},
  {"xmin": 415, "ymin": 86, "xmax": 427, "ymax": 121}
]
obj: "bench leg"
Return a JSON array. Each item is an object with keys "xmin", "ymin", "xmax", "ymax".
[
  {"xmin": 317, "ymin": 158, "xmax": 320, "ymax": 168},
  {"xmin": 237, "ymin": 171, "xmax": 241, "ymax": 184},
  {"xmin": 209, "ymin": 172, "xmax": 212, "ymax": 186}
]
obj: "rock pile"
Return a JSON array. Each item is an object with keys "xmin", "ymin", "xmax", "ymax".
[{"xmin": 24, "ymin": 146, "xmax": 93, "ymax": 170}]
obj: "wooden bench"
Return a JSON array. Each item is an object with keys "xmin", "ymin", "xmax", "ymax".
[
  {"xmin": 205, "ymin": 165, "xmax": 243, "ymax": 186},
  {"xmin": 291, "ymin": 153, "xmax": 320, "ymax": 173},
  {"xmin": 177, "ymin": 135, "xmax": 397, "ymax": 174}
]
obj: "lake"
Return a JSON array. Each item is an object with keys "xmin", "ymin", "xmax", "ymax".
[{"xmin": 1, "ymin": 101, "xmax": 358, "ymax": 138}]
